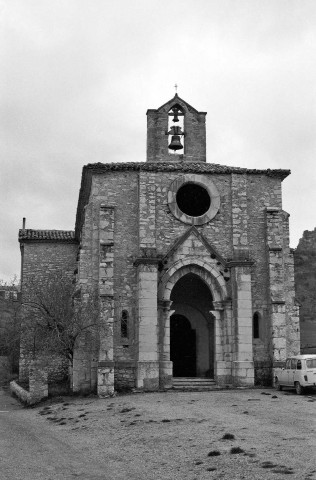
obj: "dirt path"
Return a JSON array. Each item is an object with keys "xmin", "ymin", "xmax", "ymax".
[{"xmin": 2, "ymin": 387, "xmax": 316, "ymax": 479}]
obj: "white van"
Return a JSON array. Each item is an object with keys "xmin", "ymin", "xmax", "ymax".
[{"xmin": 274, "ymin": 354, "xmax": 316, "ymax": 394}]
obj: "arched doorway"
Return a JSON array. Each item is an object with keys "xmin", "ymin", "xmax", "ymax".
[
  {"xmin": 170, "ymin": 273, "xmax": 214, "ymax": 378},
  {"xmin": 170, "ymin": 314, "xmax": 196, "ymax": 377}
]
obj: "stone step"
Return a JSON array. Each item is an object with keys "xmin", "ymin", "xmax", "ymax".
[
  {"xmin": 173, "ymin": 377, "xmax": 215, "ymax": 384},
  {"xmin": 172, "ymin": 377, "xmax": 217, "ymax": 390}
]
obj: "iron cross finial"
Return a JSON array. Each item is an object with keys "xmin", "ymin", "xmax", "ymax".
[{"xmin": 174, "ymin": 83, "xmax": 178, "ymax": 93}]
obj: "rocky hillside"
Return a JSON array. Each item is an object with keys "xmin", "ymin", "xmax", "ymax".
[{"xmin": 294, "ymin": 228, "xmax": 316, "ymax": 353}]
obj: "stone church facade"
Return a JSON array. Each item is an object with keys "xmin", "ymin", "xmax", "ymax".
[{"xmin": 19, "ymin": 94, "xmax": 300, "ymax": 395}]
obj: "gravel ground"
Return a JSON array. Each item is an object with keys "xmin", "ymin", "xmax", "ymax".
[{"xmin": 31, "ymin": 387, "xmax": 316, "ymax": 480}]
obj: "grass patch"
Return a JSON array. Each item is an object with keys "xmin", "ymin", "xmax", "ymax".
[
  {"xmin": 272, "ymin": 468, "xmax": 294, "ymax": 475},
  {"xmin": 230, "ymin": 447, "xmax": 244, "ymax": 454},
  {"xmin": 261, "ymin": 461, "xmax": 278, "ymax": 469},
  {"xmin": 208, "ymin": 450, "xmax": 221, "ymax": 457},
  {"xmin": 222, "ymin": 433, "xmax": 235, "ymax": 440},
  {"xmin": 120, "ymin": 407, "xmax": 135, "ymax": 413}
]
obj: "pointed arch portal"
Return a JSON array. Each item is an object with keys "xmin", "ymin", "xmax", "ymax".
[{"xmin": 170, "ymin": 272, "xmax": 214, "ymax": 377}]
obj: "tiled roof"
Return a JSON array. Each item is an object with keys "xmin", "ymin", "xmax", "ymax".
[
  {"xmin": 19, "ymin": 229, "xmax": 77, "ymax": 243},
  {"xmin": 84, "ymin": 162, "xmax": 290, "ymax": 179}
]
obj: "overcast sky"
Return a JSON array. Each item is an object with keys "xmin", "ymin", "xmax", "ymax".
[{"xmin": 1, "ymin": 0, "xmax": 316, "ymax": 282}]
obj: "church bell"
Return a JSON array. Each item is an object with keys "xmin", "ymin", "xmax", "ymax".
[
  {"xmin": 171, "ymin": 107, "xmax": 179, "ymax": 122},
  {"xmin": 169, "ymin": 135, "xmax": 183, "ymax": 151},
  {"xmin": 168, "ymin": 125, "xmax": 183, "ymax": 151}
]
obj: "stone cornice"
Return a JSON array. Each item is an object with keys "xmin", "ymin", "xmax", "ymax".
[
  {"xmin": 269, "ymin": 246, "xmax": 283, "ymax": 252},
  {"xmin": 133, "ymin": 257, "xmax": 161, "ymax": 267},
  {"xmin": 226, "ymin": 260, "xmax": 255, "ymax": 267},
  {"xmin": 98, "ymin": 361, "xmax": 115, "ymax": 368}
]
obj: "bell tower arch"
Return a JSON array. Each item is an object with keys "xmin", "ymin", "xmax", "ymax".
[{"xmin": 146, "ymin": 93, "xmax": 207, "ymax": 162}]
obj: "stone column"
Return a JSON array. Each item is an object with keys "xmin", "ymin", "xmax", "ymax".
[
  {"xmin": 72, "ymin": 202, "xmax": 94, "ymax": 393},
  {"xmin": 231, "ymin": 264, "xmax": 254, "ymax": 386},
  {"xmin": 212, "ymin": 300, "xmax": 234, "ymax": 385},
  {"xmin": 206, "ymin": 316, "xmax": 215, "ymax": 378},
  {"xmin": 135, "ymin": 260, "xmax": 160, "ymax": 391},
  {"xmin": 158, "ymin": 300, "xmax": 174, "ymax": 389},
  {"xmin": 266, "ymin": 207, "xmax": 287, "ymax": 365},
  {"xmin": 135, "ymin": 171, "xmax": 160, "ymax": 390},
  {"xmin": 98, "ymin": 205, "xmax": 115, "ymax": 396},
  {"xmin": 98, "ymin": 296, "xmax": 115, "ymax": 396},
  {"xmin": 211, "ymin": 304, "xmax": 225, "ymax": 384}
]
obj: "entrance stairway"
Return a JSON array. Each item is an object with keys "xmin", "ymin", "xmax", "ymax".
[{"xmin": 172, "ymin": 377, "xmax": 217, "ymax": 391}]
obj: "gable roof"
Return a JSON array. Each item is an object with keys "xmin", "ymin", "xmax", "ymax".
[
  {"xmin": 163, "ymin": 226, "xmax": 228, "ymax": 266},
  {"xmin": 19, "ymin": 229, "xmax": 77, "ymax": 243},
  {"xmin": 149, "ymin": 93, "xmax": 203, "ymax": 114},
  {"xmin": 81, "ymin": 161, "xmax": 290, "ymax": 178}
]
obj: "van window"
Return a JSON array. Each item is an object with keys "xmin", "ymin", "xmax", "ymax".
[
  {"xmin": 290, "ymin": 359, "xmax": 297, "ymax": 370},
  {"xmin": 306, "ymin": 359, "xmax": 316, "ymax": 369},
  {"xmin": 285, "ymin": 359, "xmax": 291, "ymax": 369},
  {"xmin": 297, "ymin": 360, "xmax": 302, "ymax": 370}
]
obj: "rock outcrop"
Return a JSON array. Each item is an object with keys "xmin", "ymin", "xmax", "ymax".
[{"xmin": 294, "ymin": 229, "xmax": 316, "ymax": 353}]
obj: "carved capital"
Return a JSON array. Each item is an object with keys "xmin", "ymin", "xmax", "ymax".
[
  {"xmin": 158, "ymin": 300, "xmax": 173, "ymax": 312},
  {"xmin": 212, "ymin": 301, "xmax": 224, "ymax": 311}
]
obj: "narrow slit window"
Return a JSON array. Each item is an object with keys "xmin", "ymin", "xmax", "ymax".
[
  {"xmin": 121, "ymin": 310, "xmax": 128, "ymax": 338},
  {"xmin": 253, "ymin": 312, "xmax": 260, "ymax": 339}
]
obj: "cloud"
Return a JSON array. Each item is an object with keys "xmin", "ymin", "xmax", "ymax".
[{"xmin": 1, "ymin": 0, "xmax": 316, "ymax": 280}]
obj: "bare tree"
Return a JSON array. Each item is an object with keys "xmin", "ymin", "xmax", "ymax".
[
  {"xmin": 0, "ymin": 277, "xmax": 21, "ymax": 375},
  {"xmin": 21, "ymin": 271, "xmax": 100, "ymax": 386}
]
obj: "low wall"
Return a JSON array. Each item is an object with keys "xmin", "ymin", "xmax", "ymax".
[
  {"xmin": 20, "ymin": 354, "xmax": 68, "ymax": 384},
  {"xmin": 114, "ymin": 361, "xmax": 136, "ymax": 391},
  {"xmin": 10, "ymin": 380, "xmax": 30, "ymax": 404},
  {"xmin": 10, "ymin": 359, "xmax": 48, "ymax": 405}
]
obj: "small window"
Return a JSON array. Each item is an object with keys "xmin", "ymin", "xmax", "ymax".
[
  {"xmin": 285, "ymin": 359, "xmax": 291, "ymax": 369},
  {"xmin": 253, "ymin": 312, "xmax": 260, "ymax": 339},
  {"xmin": 306, "ymin": 359, "xmax": 316, "ymax": 369},
  {"xmin": 290, "ymin": 358, "xmax": 297, "ymax": 370},
  {"xmin": 121, "ymin": 310, "xmax": 128, "ymax": 338},
  {"xmin": 297, "ymin": 360, "xmax": 302, "ymax": 370}
]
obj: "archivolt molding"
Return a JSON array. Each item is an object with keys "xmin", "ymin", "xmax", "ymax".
[{"xmin": 159, "ymin": 257, "xmax": 228, "ymax": 303}]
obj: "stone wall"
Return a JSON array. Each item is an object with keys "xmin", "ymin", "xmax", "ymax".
[
  {"xmin": 84, "ymin": 168, "xmax": 293, "ymax": 388},
  {"xmin": 20, "ymin": 242, "xmax": 78, "ymax": 284},
  {"xmin": 294, "ymin": 229, "xmax": 316, "ymax": 353},
  {"xmin": 21, "ymin": 163, "xmax": 294, "ymax": 393},
  {"xmin": 10, "ymin": 359, "xmax": 48, "ymax": 405},
  {"xmin": 114, "ymin": 361, "xmax": 136, "ymax": 390},
  {"xmin": 19, "ymin": 240, "xmax": 78, "ymax": 382}
]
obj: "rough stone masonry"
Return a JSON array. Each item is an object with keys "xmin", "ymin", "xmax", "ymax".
[{"xmin": 18, "ymin": 94, "xmax": 300, "ymax": 395}]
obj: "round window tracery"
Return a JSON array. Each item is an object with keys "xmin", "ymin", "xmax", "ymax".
[
  {"xmin": 176, "ymin": 183, "xmax": 211, "ymax": 217},
  {"xmin": 168, "ymin": 174, "xmax": 220, "ymax": 225}
]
